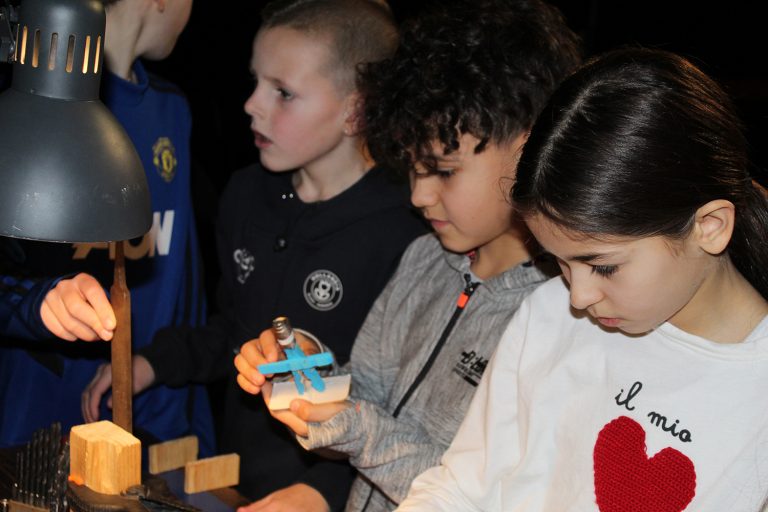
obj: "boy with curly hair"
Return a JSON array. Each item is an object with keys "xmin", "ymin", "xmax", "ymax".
[{"xmin": 235, "ymin": 0, "xmax": 581, "ymax": 510}]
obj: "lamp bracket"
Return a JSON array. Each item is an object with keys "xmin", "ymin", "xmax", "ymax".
[{"xmin": 0, "ymin": 1, "xmax": 17, "ymax": 64}]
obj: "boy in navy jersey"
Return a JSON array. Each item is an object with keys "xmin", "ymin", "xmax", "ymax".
[{"xmin": 0, "ymin": 0, "xmax": 215, "ymax": 458}]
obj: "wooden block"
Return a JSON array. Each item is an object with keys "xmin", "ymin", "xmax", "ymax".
[
  {"xmin": 69, "ymin": 421, "xmax": 141, "ymax": 495},
  {"xmin": 184, "ymin": 453, "xmax": 240, "ymax": 494},
  {"xmin": 148, "ymin": 435, "xmax": 198, "ymax": 474}
]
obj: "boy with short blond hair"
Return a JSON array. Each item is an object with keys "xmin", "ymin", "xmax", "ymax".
[{"xmin": 81, "ymin": 0, "xmax": 425, "ymax": 510}]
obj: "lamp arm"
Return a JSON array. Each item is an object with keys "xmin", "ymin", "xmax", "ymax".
[{"xmin": 0, "ymin": 1, "xmax": 17, "ymax": 64}]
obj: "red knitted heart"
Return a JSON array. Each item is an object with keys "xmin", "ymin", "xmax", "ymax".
[{"xmin": 593, "ymin": 416, "xmax": 696, "ymax": 512}]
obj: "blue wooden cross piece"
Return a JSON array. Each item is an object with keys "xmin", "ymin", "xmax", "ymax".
[{"xmin": 258, "ymin": 346, "xmax": 334, "ymax": 395}]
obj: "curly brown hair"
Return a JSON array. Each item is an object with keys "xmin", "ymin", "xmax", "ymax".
[{"xmin": 360, "ymin": 0, "xmax": 581, "ymax": 174}]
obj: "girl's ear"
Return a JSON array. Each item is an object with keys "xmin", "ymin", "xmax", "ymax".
[
  {"xmin": 693, "ymin": 199, "xmax": 735, "ymax": 255},
  {"xmin": 342, "ymin": 92, "xmax": 363, "ymax": 137}
]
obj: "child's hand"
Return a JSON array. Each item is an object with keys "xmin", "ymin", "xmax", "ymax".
[
  {"xmin": 263, "ymin": 383, "xmax": 351, "ymax": 437},
  {"xmin": 81, "ymin": 355, "xmax": 156, "ymax": 423},
  {"xmin": 235, "ymin": 328, "xmax": 321, "ymax": 395},
  {"xmin": 237, "ymin": 483, "xmax": 329, "ymax": 512},
  {"xmin": 40, "ymin": 273, "xmax": 115, "ymax": 341},
  {"xmin": 235, "ymin": 328, "xmax": 282, "ymax": 395}
]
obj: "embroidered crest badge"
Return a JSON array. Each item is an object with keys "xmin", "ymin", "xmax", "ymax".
[
  {"xmin": 152, "ymin": 137, "xmax": 177, "ymax": 183},
  {"xmin": 303, "ymin": 269, "xmax": 343, "ymax": 311}
]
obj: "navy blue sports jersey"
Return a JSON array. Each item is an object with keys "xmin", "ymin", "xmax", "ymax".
[{"xmin": 0, "ymin": 61, "xmax": 215, "ymax": 456}]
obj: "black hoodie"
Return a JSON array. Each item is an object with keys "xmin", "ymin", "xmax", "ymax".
[{"xmin": 140, "ymin": 162, "xmax": 425, "ymax": 509}]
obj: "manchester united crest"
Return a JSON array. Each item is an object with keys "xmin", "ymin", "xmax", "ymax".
[{"xmin": 153, "ymin": 137, "xmax": 177, "ymax": 183}]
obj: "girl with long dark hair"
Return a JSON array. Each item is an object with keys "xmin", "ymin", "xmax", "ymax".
[{"xmin": 398, "ymin": 48, "xmax": 768, "ymax": 511}]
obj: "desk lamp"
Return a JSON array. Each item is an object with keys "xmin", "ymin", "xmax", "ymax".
[{"xmin": 0, "ymin": 0, "xmax": 151, "ymax": 434}]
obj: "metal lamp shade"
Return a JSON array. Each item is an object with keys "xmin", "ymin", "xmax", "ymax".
[{"xmin": 0, "ymin": 0, "xmax": 151, "ymax": 242}]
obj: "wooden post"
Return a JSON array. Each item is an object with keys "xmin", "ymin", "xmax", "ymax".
[{"xmin": 110, "ymin": 241, "xmax": 132, "ymax": 433}]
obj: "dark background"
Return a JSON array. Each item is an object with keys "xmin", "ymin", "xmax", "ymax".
[
  {"xmin": 2, "ymin": 1, "xmax": 766, "ymax": 304},
  {"xmin": 146, "ymin": 0, "xmax": 768, "ymax": 191},
  {"xmin": 142, "ymin": 0, "xmax": 768, "ymax": 306}
]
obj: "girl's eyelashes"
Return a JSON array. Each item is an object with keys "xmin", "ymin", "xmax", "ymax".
[
  {"xmin": 411, "ymin": 167, "xmax": 458, "ymax": 179},
  {"xmin": 591, "ymin": 264, "xmax": 619, "ymax": 277}
]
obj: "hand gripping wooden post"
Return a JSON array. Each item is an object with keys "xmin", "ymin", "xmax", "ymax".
[{"xmin": 110, "ymin": 240, "xmax": 132, "ymax": 433}]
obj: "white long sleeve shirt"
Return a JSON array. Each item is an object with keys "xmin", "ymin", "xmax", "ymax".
[{"xmin": 398, "ymin": 277, "xmax": 768, "ymax": 512}]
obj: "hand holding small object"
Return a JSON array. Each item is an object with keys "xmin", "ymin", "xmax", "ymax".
[
  {"xmin": 41, "ymin": 272, "xmax": 116, "ymax": 341},
  {"xmin": 259, "ymin": 317, "xmax": 332, "ymax": 395},
  {"xmin": 237, "ymin": 316, "xmax": 351, "ymax": 418},
  {"xmin": 235, "ymin": 321, "xmax": 320, "ymax": 395},
  {"xmin": 263, "ymin": 382, "xmax": 351, "ymax": 437},
  {"xmin": 81, "ymin": 355, "xmax": 156, "ymax": 422}
]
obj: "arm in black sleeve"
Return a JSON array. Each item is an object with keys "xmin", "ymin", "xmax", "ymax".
[{"xmin": 138, "ymin": 278, "xmax": 236, "ymax": 387}]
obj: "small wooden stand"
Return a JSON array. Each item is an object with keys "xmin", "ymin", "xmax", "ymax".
[{"xmin": 69, "ymin": 421, "xmax": 140, "ymax": 495}]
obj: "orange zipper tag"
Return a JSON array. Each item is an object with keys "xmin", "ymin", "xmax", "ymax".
[{"xmin": 457, "ymin": 292, "xmax": 470, "ymax": 309}]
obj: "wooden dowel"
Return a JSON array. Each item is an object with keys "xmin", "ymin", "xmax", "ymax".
[{"xmin": 110, "ymin": 240, "xmax": 132, "ymax": 433}]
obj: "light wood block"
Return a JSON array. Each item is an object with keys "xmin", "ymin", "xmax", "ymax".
[
  {"xmin": 69, "ymin": 421, "xmax": 141, "ymax": 495},
  {"xmin": 148, "ymin": 435, "xmax": 198, "ymax": 475},
  {"xmin": 184, "ymin": 453, "xmax": 240, "ymax": 494}
]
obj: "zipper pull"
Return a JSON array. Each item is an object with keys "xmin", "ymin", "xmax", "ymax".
[{"xmin": 457, "ymin": 274, "xmax": 480, "ymax": 309}]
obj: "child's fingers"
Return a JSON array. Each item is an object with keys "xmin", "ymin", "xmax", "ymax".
[
  {"xmin": 40, "ymin": 301, "xmax": 77, "ymax": 341},
  {"xmin": 240, "ymin": 329, "xmax": 281, "ymax": 366},
  {"xmin": 238, "ymin": 340, "xmax": 269, "ymax": 366},
  {"xmin": 61, "ymin": 273, "xmax": 114, "ymax": 340},
  {"xmin": 270, "ymin": 407, "xmax": 309, "ymax": 437},
  {"xmin": 234, "ymin": 352, "xmax": 267, "ymax": 385},
  {"xmin": 42, "ymin": 292, "xmax": 100, "ymax": 341},
  {"xmin": 60, "ymin": 290, "xmax": 109, "ymax": 340},
  {"xmin": 236, "ymin": 372, "xmax": 263, "ymax": 395},
  {"xmin": 264, "ymin": 383, "xmax": 309, "ymax": 436},
  {"xmin": 261, "ymin": 381, "xmax": 309, "ymax": 437},
  {"xmin": 43, "ymin": 273, "xmax": 114, "ymax": 341},
  {"xmin": 81, "ymin": 363, "xmax": 112, "ymax": 422},
  {"xmin": 257, "ymin": 328, "xmax": 282, "ymax": 362},
  {"xmin": 289, "ymin": 399, "xmax": 350, "ymax": 423},
  {"xmin": 78, "ymin": 276, "xmax": 116, "ymax": 333}
]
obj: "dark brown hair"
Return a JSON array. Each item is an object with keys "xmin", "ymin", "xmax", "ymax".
[{"xmin": 513, "ymin": 47, "xmax": 768, "ymax": 299}]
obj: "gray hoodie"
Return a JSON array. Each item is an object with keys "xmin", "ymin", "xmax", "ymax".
[{"xmin": 298, "ymin": 234, "xmax": 551, "ymax": 511}]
